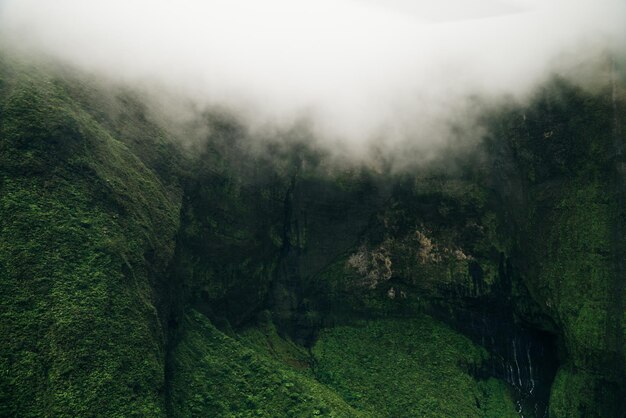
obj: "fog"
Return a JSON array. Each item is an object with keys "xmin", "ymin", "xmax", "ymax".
[{"xmin": 1, "ymin": 0, "xmax": 625, "ymax": 158}]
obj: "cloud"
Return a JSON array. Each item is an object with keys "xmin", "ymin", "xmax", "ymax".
[{"xmin": 1, "ymin": 0, "xmax": 624, "ymax": 155}]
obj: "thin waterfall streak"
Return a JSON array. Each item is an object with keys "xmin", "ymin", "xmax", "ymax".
[
  {"xmin": 527, "ymin": 341, "xmax": 535, "ymax": 394},
  {"xmin": 513, "ymin": 338, "xmax": 522, "ymax": 387}
]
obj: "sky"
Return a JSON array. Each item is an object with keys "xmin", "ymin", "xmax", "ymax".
[{"xmin": 1, "ymin": 0, "xmax": 625, "ymax": 155}]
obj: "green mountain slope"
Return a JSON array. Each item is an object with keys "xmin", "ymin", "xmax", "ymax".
[{"xmin": 0, "ymin": 57, "xmax": 181, "ymax": 416}]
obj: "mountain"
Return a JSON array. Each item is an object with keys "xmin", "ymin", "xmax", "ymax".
[{"xmin": 0, "ymin": 52, "xmax": 624, "ymax": 417}]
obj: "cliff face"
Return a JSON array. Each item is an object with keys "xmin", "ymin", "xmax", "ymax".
[
  {"xmin": 486, "ymin": 75, "xmax": 626, "ymax": 417},
  {"xmin": 0, "ymin": 55, "xmax": 624, "ymax": 417}
]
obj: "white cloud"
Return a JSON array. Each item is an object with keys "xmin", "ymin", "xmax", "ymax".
[{"xmin": 1, "ymin": 0, "xmax": 624, "ymax": 153}]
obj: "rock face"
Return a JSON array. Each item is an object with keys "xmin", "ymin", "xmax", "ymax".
[
  {"xmin": 0, "ymin": 54, "xmax": 624, "ymax": 417},
  {"xmin": 486, "ymin": 75, "xmax": 626, "ymax": 417}
]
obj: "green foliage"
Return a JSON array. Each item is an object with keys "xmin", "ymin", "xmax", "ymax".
[
  {"xmin": 167, "ymin": 310, "xmax": 361, "ymax": 417},
  {"xmin": 168, "ymin": 312, "xmax": 519, "ymax": 418},
  {"xmin": 237, "ymin": 312, "xmax": 313, "ymax": 372},
  {"xmin": 312, "ymin": 316, "xmax": 517, "ymax": 417},
  {"xmin": 524, "ymin": 179, "xmax": 623, "ymax": 416},
  {"xmin": 0, "ymin": 57, "xmax": 180, "ymax": 416},
  {"xmin": 477, "ymin": 378, "xmax": 519, "ymax": 418},
  {"xmin": 492, "ymin": 77, "xmax": 626, "ymax": 416},
  {"xmin": 548, "ymin": 367, "xmax": 597, "ymax": 418}
]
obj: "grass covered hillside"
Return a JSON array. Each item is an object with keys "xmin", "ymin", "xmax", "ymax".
[{"xmin": 0, "ymin": 56, "xmax": 182, "ymax": 416}]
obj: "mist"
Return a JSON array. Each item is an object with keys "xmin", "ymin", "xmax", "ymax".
[{"xmin": 1, "ymin": 0, "xmax": 625, "ymax": 159}]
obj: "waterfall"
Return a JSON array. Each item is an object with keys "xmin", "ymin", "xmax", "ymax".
[
  {"xmin": 526, "ymin": 341, "xmax": 535, "ymax": 395},
  {"xmin": 426, "ymin": 303, "xmax": 558, "ymax": 417},
  {"xmin": 477, "ymin": 318, "xmax": 556, "ymax": 417},
  {"xmin": 513, "ymin": 338, "xmax": 522, "ymax": 387}
]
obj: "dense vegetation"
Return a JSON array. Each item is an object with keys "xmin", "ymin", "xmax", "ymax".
[{"xmin": 0, "ymin": 52, "xmax": 624, "ymax": 417}]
